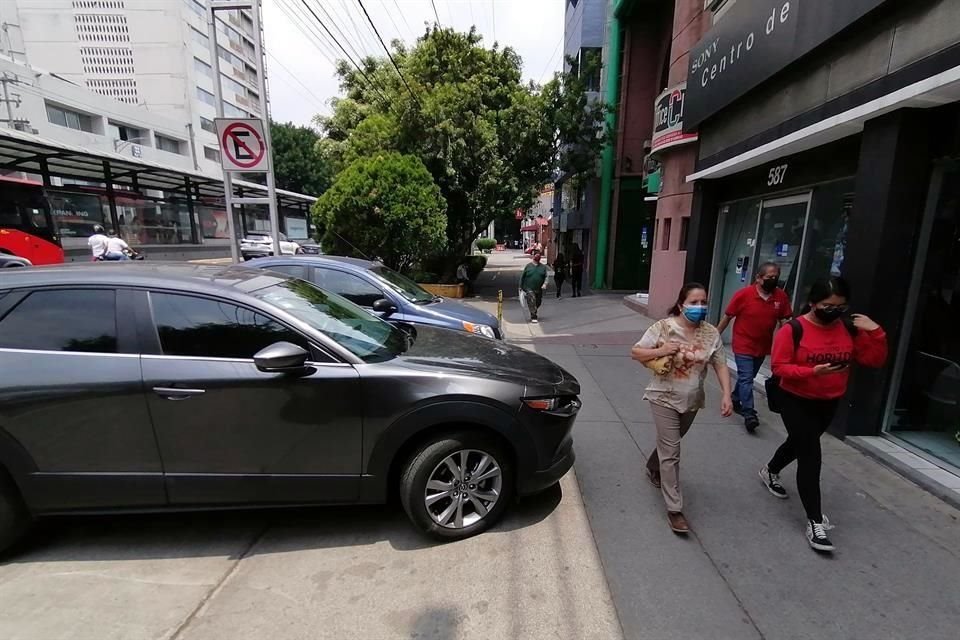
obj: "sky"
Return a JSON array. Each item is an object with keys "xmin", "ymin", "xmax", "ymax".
[{"xmin": 262, "ymin": 0, "xmax": 567, "ymax": 127}]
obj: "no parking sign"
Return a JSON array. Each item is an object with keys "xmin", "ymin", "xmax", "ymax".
[{"xmin": 215, "ymin": 118, "xmax": 270, "ymax": 172}]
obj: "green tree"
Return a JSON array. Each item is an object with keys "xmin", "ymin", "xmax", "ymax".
[
  {"xmin": 312, "ymin": 152, "xmax": 446, "ymax": 271},
  {"xmin": 269, "ymin": 121, "xmax": 332, "ymax": 197},
  {"xmin": 314, "ymin": 27, "xmax": 605, "ymax": 276}
]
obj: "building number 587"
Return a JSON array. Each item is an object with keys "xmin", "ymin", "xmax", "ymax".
[{"xmin": 767, "ymin": 164, "xmax": 789, "ymax": 187}]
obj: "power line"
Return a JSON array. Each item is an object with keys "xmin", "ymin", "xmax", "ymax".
[
  {"xmin": 391, "ymin": 0, "xmax": 418, "ymax": 40},
  {"xmin": 537, "ymin": 5, "xmax": 585, "ymax": 84},
  {"xmin": 429, "ymin": 0, "xmax": 442, "ymax": 26},
  {"xmin": 276, "ymin": 0, "xmax": 342, "ymax": 67},
  {"xmin": 266, "ymin": 51, "xmax": 328, "ymax": 113},
  {"xmin": 355, "ymin": 0, "xmax": 422, "ymax": 108},
  {"xmin": 294, "ymin": 0, "xmax": 393, "ymax": 106},
  {"xmin": 335, "ymin": 0, "xmax": 382, "ymax": 59}
]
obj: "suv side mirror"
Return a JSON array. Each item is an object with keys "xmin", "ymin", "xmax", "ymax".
[
  {"xmin": 372, "ymin": 298, "xmax": 398, "ymax": 315},
  {"xmin": 254, "ymin": 341, "xmax": 309, "ymax": 372}
]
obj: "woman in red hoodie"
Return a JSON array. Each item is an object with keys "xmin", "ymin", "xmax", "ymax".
[{"xmin": 759, "ymin": 276, "xmax": 887, "ymax": 552}]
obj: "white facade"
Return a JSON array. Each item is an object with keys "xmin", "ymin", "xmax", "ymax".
[{"xmin": 2, "ymin": 0, "xmax": 266, "ymax": 178}]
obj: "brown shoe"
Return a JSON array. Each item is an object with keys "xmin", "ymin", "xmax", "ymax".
[
  {"xmin": 647, "ymin": 468, "xmax": 661, "ymax": 488},
  {"xmin": 667, "ymin": 511, "xmax": 690, "ymax": 534}
]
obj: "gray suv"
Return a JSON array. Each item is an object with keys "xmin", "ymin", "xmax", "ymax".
[{"xmin": 0, "ymin": 264, "xmax": 579, "ymax": 553}]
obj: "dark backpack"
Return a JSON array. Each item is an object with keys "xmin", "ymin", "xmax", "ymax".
[{"xmin": 765, "ymin": 318, "xmax": 858, "ymax": 413}]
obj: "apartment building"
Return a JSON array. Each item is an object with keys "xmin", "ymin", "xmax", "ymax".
[{"xmin": 4, "ymin": 0, "xmax": 265, "ymax": 177}]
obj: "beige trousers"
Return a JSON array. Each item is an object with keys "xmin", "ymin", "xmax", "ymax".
[{"xmin": 645, "ymin": 402, "xmax": 698, "ymax": 513}]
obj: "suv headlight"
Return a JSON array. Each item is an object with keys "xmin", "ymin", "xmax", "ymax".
[{"xmin": 462, "ymin": 321, "xmax": 497, "ymax": 339}]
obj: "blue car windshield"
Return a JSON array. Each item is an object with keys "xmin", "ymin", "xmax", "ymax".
[
  {"xmin": 370, "ymin": 265, "xmax": 436, "ymax": 304},
  {"xmin": 254, "ymin": 280, "xmax": 407, "ymax": 362}
]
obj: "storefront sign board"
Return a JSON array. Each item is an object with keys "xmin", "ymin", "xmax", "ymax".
[
  {"xmin": 651, "ymin": 83, "xmax": 698, "ymax": 154},
  {"xmin": 685, "ymin": 0, "xmax": 891, "ymax": 129}
]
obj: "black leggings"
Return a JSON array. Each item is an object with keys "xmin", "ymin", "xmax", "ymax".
[{"xmin": 767, "ymin": 391, "xmax": 839, "ymax": 522}]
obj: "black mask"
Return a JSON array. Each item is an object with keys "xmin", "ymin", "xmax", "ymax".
[
  {"xmin": 814, "ymin": 308, "xmax": 844, "ymax": 324},
  {"xmin": 760, "ymin": 279, "xmax": 778, "ymax": 293}
]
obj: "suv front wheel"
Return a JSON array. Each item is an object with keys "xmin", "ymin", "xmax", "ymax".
[{"xmin": 400, "ymin": 432, "xmax": 513, "ymax": 540}]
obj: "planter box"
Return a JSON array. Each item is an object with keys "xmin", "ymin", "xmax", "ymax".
[{"xmin": 418, "ymin": 283, "xmax": 465, "ymax": 298}]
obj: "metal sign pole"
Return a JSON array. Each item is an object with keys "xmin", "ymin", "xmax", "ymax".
[
  {"xmin": 250, "ymin": 0, "xmax": 282, "ymax": 258},
  {"xmin": 207, "ymin": 2, "xmax": 239, "ymax": 264}
]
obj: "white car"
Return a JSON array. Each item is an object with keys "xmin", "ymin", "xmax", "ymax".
[{"xmin": 240, "ymin": 232, "xmax": 301, "ymax": 261}]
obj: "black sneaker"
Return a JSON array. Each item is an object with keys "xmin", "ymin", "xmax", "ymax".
[
  {"xmin": 806, "ymin": 520, "xmax": 834, "ymax": 552},
  {"xmin": 732, "ymin": 400, "xmax": 743, "ymax": 415},
  {"xmin": 744, "ymin": 415, "xmax": 760, "ymax": 433},
  {"xmin": 759, "ymin": 466, "xmax": 788, "ymax": 499}
]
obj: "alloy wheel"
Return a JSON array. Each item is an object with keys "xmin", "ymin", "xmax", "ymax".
[{"xmin": 424, "ymin": 449, "xmax": 503, "ymax": 529}]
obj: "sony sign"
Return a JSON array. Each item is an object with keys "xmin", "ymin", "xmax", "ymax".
[{"xmin": 684, "ymin": 0, "xmax": 891, "ymax": 130}]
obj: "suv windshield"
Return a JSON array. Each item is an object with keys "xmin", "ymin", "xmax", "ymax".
[
  {"xmin": 254, "ymin": 279, "xmax": 407, "ymax": 362},
  {"xmin": 370, "ymin": 265, "xmax": 435, "ymax": 304}
]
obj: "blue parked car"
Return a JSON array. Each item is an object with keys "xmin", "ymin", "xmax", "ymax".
[{"xmin": 248, "ymin": 256, "xmax": 502, "ymax": 339}]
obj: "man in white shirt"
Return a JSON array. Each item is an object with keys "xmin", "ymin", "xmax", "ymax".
[
  {"xmin": 104, "ymin": 234, "xmax": 131, "ymax": 260},
  {"xmin": 87, "ymin": 225, "xmax": 109, "ymax": 259}
]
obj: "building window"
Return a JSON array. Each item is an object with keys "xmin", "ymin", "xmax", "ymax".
[
  {"xmin": 221, "ymin": 74, "xmax": 245, "ymax": 96},
  {"xmin": 185, "ymin": 0, "xmax": 205, "ymax": 18},
  {"xmin": 197, "ymin": 86, "xmax": 216, "ymax": 106},
  {"xmin": 194, "ymin": 57, "xmax": 212, "ymax": 78},
  {"xmin": 679, "ymin": 217, "xmax": 690, "ymax": 252},
  {"xmin": 156, "ymin": 134, "xmax": 184, "ymax": 155},
  {"xmin": 660, "ymin": 217, "xmax": 672, "ymax": 251},
  {"xmin": 204, "ymin": 146, "xmax": 221, "ymax": 162},
  {"xmin": 579, "ymin": 47, "xmax": 602, "ymax": 92},
  {"xmin": 191, "ymin": 27, "xmax": 209, "ymax": 48},
  {"xmin": 45, "ymin": 103, "xmax": 96, "ymax": 133},
  {"xmin": 200, "ymin": 116, "xmax": 216, "ymax": 133},
  {"xmin": 222, "ymin": 102, "xmax": 246, "ymax": 118},
  {"xmin": 109, "ymin": 122, "xmax": 144, "ymax": 143}
]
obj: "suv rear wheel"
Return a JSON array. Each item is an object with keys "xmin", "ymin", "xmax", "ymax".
[
  {"xmin": 0, "ymin": 473, "xmax": 29, "ymax": 554},
  {"xmin": 400, "ymin": 432, "xmax": 513, "ymax": 540}
]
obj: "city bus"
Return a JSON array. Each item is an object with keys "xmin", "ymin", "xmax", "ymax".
[{"xmin": 0, "ymin": 178, "xmax": 64, "ymax": 266}]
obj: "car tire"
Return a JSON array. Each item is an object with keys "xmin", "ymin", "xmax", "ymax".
[
  {"xmin": 0, "ymin": 472, "xmax": 29, "ymax": 554},
  {"xmin": 400, "ymin": 431, "xmax": 513, "ymax": 541}
]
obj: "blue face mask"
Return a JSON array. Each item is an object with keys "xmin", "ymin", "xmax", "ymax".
[{"xmin": 682, "ymin": 304, "xmax": 708, "ymax": 324}]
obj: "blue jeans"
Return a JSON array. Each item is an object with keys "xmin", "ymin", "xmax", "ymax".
[{"xmin": 733, "ymin": 354, "xmax": 766, "ymax": 419}]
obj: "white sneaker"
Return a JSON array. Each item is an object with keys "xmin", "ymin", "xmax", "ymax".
[
  {"xmin": 531, "ymin": 319, "xmax": 539, "ymax": 324},
  {"xmin": 806, "ymin": 520, "xmax": 835, "ymax": 552},
  {"xmin": 759, "ymin": 466, "xmax": 788, "ymax": 499}
]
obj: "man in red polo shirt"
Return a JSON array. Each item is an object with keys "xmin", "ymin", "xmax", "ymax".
[{"xmin": 717, "ymin": 262, "xmax": 793, "ymax": 432}]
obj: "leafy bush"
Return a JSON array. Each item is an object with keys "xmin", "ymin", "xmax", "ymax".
[
  {"xmin": 475, "ymin": 238, "xmax": 496, "ymax": 253},
  {"xmin": 463, "ymin": 255, "xmax": 488, "ymax": 280}
]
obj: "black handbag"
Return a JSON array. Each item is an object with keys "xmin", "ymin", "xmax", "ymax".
[{"xmin": 765, "ymin": 376, "xmax": 784, "ymax": 414}]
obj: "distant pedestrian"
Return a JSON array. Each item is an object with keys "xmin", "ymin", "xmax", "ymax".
[
  {"xmin": 759, "ymin": 276, "xmax": 887, "ymax": 553},
  {"xmin": 520, "ymin": 251, "xmax": 548, "ymax": 323},
  {"xmin": 717, "ymin": 262, "xmax": 793, "ymax": 432},
  {"xmin": 456, "ymin": 261, "xmax": 472, "ymax": 296},
  {"xmin": 553, "ymin": 252, "xmax": 568, "ymax": 298},
  {"xmin": 631, "ymin": 283, "xmax": 733, "ymax": 534},
  {"xmin": 570, "ymin": 245, "xmax": 584, "ymax": 297}
]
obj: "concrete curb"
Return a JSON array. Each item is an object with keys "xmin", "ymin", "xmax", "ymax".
[{"xmin": 847, "ymin": 436, "xmax": 960, "ymax": 510}]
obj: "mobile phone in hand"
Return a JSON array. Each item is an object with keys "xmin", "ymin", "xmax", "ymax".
[{"xmin": 828, "ymin": 362, "xmax": 850, "ymax": 371}]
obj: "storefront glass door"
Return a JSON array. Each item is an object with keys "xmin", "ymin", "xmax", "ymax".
[
  {"xmin": 886, "ymin": 163, "xmax": 960, "ymax": 470},
  {"xmin": 712, "ymin": 193, "xmax": 811, "ymax": 329}
]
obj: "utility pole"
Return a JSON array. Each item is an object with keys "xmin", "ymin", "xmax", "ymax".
[
  {"xmin": 0, "ymin": 73, "xmax": 23, "ymax": 128},
  {"xmin": 208, "ymin": 0, "xmax": 280, "ymax": 263}
]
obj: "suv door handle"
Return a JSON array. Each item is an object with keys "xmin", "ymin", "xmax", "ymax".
[{"xmin": 153, "ymin": 386, "xmax": 206, "ymax": 400}]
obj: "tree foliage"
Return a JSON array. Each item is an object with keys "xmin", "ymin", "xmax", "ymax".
[
  {"xmin": 312, "ymin": 152, "xmax": 446, "ymax": 271},
  {"xmin": 269, "ymin": 122, "xmax": 331, "ymax": 197},
  {"xmin": 313, "ymin": 27, "xmax": 606, "ymax": 274}
]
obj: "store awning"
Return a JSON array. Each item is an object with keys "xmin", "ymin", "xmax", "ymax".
[{"xmin": 0, "ymin": 127, "xmax": 316, "ymax": 208}]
